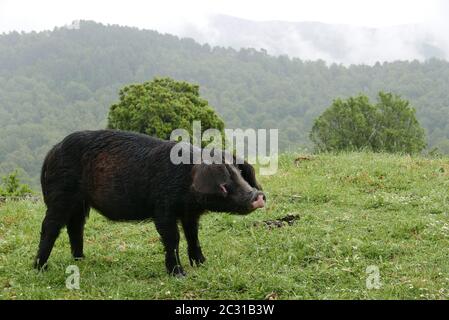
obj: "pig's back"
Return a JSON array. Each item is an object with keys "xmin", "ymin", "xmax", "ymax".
[{"xmin": 42, "ymin": 130, "xmax": 187, "ymax": 221}]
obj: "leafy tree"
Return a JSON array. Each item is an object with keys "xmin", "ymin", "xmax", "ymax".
[
  {"xmin": 0, "ymin": 170, "xmax": 32, "ymax": 197},
  {"xmin": 310, "ymin": 92, "xmax": 426, "ymax": 153},
  {"xmin": 375, "ymin": 92, "xmax": 426, "ymax": 153},
  {"xmin": 107, "ymin": 78, "xmax": 225, "ymax": 143},
  {"xmin": 309, "ymin": 95, "xmax": 378, "ymax": 152}
]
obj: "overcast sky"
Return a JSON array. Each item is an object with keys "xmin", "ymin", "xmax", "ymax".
[{"xmin": 0, "ymin": 0, "xmax": 447, "ymax": 34}]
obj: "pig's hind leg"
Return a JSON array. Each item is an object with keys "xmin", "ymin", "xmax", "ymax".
[
  {"xmin": 67, "ymin": 201, "xmax": 90, "ymax": 260},
  {"xmin": 34, "ymin": 210, "xmax": 64, "ymax": 269},
  {"xmin": 34, "ymin": 199, "xmax": 86, "ymax": 270}
]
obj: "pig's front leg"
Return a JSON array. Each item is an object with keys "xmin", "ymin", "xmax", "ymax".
[
  {"xmin": 155, "ymin": 220, "xmax": 185, "ymax": 277},
  {"xmin": 182, "ymin": 215, "xmax": 206, "ymax": 267}
]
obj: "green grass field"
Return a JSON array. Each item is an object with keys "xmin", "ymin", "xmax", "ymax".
[{"xmin": 1, "ymin": 153, "xmax": 449, "ymax": 300}]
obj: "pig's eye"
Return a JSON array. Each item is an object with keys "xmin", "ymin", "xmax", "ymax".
[{"xmin": 219, "ymin": 184, "xmax": 228, "ymax": 195}]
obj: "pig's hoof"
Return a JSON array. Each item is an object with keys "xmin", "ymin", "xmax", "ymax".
[
  {"xmin": 174, "ymin": 271, "xmax": 186, "ymax": 278},
  {"xmin": 189, "ymin": 255, "xmax": 206, "ymax": 267},
  {"xmin": 170, "ymin": 265, "xmax": 186, "ymax": 277},
  {"xmin": 33, "ymin": 259, "xmax": 48, "ymax": 271}
]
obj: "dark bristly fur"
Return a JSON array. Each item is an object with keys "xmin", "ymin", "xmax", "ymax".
[{"xmin": 34, "ymin": 130, "xmax": 265, "ymax": 276}]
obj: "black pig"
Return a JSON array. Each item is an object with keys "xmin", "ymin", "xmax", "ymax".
[{"xmin": 34, "ymin": 130, "xmax": 265, "ymax": 276}]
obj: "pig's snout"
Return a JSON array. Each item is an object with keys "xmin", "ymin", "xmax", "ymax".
[{"xmin": 251, "ymin": 191, "xmax": 266, "ymax": 209}]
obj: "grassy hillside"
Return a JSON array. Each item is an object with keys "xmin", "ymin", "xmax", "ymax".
[{"xmin": 1, "ymin": 153, "xmax": 449, "ymax": 300}]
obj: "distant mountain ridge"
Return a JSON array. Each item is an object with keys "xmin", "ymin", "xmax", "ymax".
[{"xmin": 180, "ymin": 15, "xmax": 448, "ymax": 65}]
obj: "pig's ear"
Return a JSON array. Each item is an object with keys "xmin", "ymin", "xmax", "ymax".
[
  {"xmin": 238, "ymin": 162, "xmax": 262, "ymax": 190},
  {"xmin": 191, "ymin": 164, "xmax": 227, "ymax": 195}
]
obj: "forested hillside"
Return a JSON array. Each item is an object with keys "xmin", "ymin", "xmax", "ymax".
[{"xmin": 1, "ymin": 21, "xmax": 449, "ymax": 187}]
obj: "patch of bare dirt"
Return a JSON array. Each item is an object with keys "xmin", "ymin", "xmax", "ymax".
[{"xmin": 253, "ymin": 214, "xmax": 300, "ymax": 229}]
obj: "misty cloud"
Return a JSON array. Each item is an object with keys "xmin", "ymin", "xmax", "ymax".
[{"xmin": 178, "ymin": 14, "xmax": 449, "ymax": 65}]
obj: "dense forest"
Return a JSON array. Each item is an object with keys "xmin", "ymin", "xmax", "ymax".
[{"xmin": 1, "ymin": 21, "xmax": 449, "ymax": 188}]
